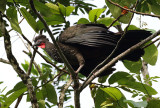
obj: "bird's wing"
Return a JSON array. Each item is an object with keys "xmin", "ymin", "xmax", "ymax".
[{"xmin": 64, "ymin": 25, "xmax": 119, "ymax": 47}]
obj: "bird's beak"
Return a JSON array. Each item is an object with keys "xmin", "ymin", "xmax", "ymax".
[{"xmin": 32, "ymin": 42, "xmax": 40, "ymax": 47}]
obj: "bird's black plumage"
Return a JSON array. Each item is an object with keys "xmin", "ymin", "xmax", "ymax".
[{"xmin": 34, "ymin": 24, "xmax": 151, "ymax": 77}]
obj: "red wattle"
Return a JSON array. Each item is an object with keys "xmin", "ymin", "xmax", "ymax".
[{"xmin": 38, "ymin": 43, "xmax": 45, "ymax": 48}]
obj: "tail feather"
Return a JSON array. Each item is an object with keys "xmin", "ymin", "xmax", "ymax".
[{"xmin": 116, "ymin": 30, "xmax": 152, "ymax": 61}]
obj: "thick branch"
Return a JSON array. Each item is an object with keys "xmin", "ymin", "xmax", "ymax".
[
  {"xmin": 80, "ymin": 29, "xmax": 160, "ymax": 91},
  {"xmin": 1, "ymin": 16, "xmax": 38, "ymax": 107}
]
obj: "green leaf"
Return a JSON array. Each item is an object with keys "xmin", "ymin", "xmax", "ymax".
[
  {"xmin": 20, "ymin": 7, "xmax": 39, "ymax": 33},
  {"xmin": 147, "ymin": 99, "xmax": 160, "ymax": 108},
  {"xmin": 58, "ymin": 3, "xmax": 66, "ymax": 15},
  {"xmin": 105, "ymin": 0, "xmax": 136, "ymax": 23},
  {"xmin": 98, "ymin": 75, "xmax": 108, "ymax": 83},
  {"xmin": 148, "ymin": 0, "xmax": 160, "ymax": 15},
  {"xmin": 6, "ymin": 81, "xmax": 26, "ymax": 96},
  {"xmin": 108, "ymin": 71, "xmax": 135, "ymax": 84},
  {"xmin": 6, "ymin": 6, "xmax": 22, "ymax": 34},
  {"xmin": 2, "ymin": 87, "xmax": 27, "ymax": 108},
  {"xmin": 44, "ymin": 14, "xmax": 65, "ymax": 25},
  {"xmin": 123, "ymin": 59, "xmax": 142, "ymax": 73},
  {"xmin": 123, "ymin": 82, "xmax": 157, "ymax": 95},
  {"xmin": 38, "ymin": 100, "xmax": 45, "ymax": 108},
  {"xmin": 58, "ymin": 3, "xmax": 75, "ymax": 16},
  {"xmin": 143, "ymin": 41, "xmax": 158, "ymax": 65},
  {"xmin": 77, "ymin": 18, "xmax": 90, "ymax": 24},
  {"xmin": 36, "ymin": 90, "xmax": 44, "ymax": 100},
  {"xmin": 45, "ymin": 3, "xmax": 60, "ymax": 14},
  {"xmin": 126, "ymin": 25, "xmax": 141, "ymax": 30},
  {"xmin": 66, "ymin": 6, "xmax": 75, "ymax": 16},
  {"xmin": 0, "ymin": 0, "xmax": 6, "ymax": 13},
  {"xmin": 34, "ymin": 1, "xmax": 53, "ymax": 17},
  {"xmin": 97, "ymin": 17, "xmax": 120, "ymax": 26},
  {"xmin": 124, "ymin": 100, "xmax": 147, "ymax": 108},
  {"xmin": 45, "ymin": 83, "xmax": 57, "ymax": 104},
  {"xmin": 95, "ymin": 88, "xmax": 111, "ymax": 108},
  {"xmin": 101, "ymin": 87, "xmax": 122, "ymax": 100},
  {"xmin": 89, "ymin": 8, "xmax": 106, "ymax": 22}
]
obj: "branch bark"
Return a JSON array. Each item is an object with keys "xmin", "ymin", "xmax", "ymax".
[
  {"xmin": 58, "ymin": 79, "xmax": 73, "ymax": 108},
  {"xmin": 0, "ymin": 58, "xmax": 10, "ymax": 64},
  {"xmin": 1, "ymin": 14, "xmax": 38, "ymax": 107}
]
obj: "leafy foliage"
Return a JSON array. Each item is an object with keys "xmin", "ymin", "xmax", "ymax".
[{"xmin": 0, "ymin": 0, "xmax": 160, "ymax": 107}]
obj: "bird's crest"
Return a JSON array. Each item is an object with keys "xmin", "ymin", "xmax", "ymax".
[{"xmin": 34, "ymin": 35, "xmax": 49, "ymax": 42}]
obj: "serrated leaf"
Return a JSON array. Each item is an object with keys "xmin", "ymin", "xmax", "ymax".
[
  {"xmin": 124, "ymin": 100, "xmax": 147, "ymax": 108},
  {"xmin": 2, "ymin": 87, "xmax": 27, "ymax": 108},
  {"xmin": 0, "ymin": 0, "xmax": 6, "ymax": 13},
  {"xmin": 108, "ymin": 71, "xmax": 135, "ymax": 84},
  {"xmin": 143, "ymin": 41, "xmax": 158, "ymax": 65},
  {"xmin": 123, "ymin": 59, "xmax": 142, "ymax": 73},
  {"xmin": 101, "ymin": 87, "xmax": 122, "ymax": 100},
  {"xmin": 97, "ymin": 17, "xmax": 120, "ymax": 26},
  {"xmin": 77, "ymin": 18, "xmax": 90, "ymax": 24},
  {"xmin": 20, "ymin": 7, "xmax": 39, "ymax": 33},
  {"xmin": 124, "ymin": 82, "xmax": 157, "ymax": 95},
  {"xmin": 45, "ymin": 83, "xmax": 57, "ymax": 104},
  {"xmin": 6, "ymin": 6, "xmax": 22, "ymax": 34},
  {"xmin": 89, "ymin": 8, "xmax": 106, "ymax": 22}
]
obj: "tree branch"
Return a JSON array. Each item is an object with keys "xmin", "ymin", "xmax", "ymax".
[
  {"xmin": 106, "ymin": 0, "xmax": 160, "ymax": 18},
  {"xmin": 27, "ymin": 48, "xmax": 37, "ymax": 75},
  {"xmin": 1, "ymin": 14, "xmax": 38, "ymax": 107},
  {"xmin": 80, "ymin": 29, "xmax": 160, "ymax": 91},
  {"xmin": 0, "ymin": 58, "xmax": 10, "ymax": 64},
  {"xmin": 58, "ymin": 79, "xmax": 73, "ymax": 108}
]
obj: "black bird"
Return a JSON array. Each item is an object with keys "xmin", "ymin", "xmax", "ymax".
[{"xmin": 33, "ymin": 24, "xmax": 151, "ymax": 76}]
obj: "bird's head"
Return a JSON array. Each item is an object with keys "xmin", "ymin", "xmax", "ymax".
[{"xmin": 33, "ymin": 35, "xmax": 49, "ymax": 48}]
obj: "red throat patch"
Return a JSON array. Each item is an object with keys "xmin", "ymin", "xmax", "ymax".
[{"xmin": 38, "ymin": 43, "xmax": 46, "ymax": 48}]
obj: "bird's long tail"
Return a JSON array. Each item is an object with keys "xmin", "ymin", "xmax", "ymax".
[{"xmin": 116, "ymin": 30, "xmax": 152, "ymax": 61}]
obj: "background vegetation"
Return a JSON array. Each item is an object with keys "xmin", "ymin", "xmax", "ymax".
[{"xmin": 0, "ymin": 0, "xmax": 160, "ymax": 108}]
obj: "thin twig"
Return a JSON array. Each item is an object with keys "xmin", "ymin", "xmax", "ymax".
[
  {"xmin": 0, "ymin": 58, "xmax": 10, "ymax": 64},
  {"xmin": 14, "ymin": 94, "xmax": 23, "ymax": 108},
  {"xmin": 27, "ymin": 48, "xmax": 37, "ymax": 75},
  {"xmin": 106, "ymin": 0, "xmax": 160, "ymax": 18},
  {"xmin": 58, "ymin": 79, "xmax": 73, "ymax": 108},
  {"xmin": 142, "ymin": 37, "xmax": 160, "ymax": 49}
]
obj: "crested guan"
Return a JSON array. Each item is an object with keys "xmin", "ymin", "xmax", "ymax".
[{"xmin": 33, "ymin": 24, "xmax": 151, "ymax": 77}]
